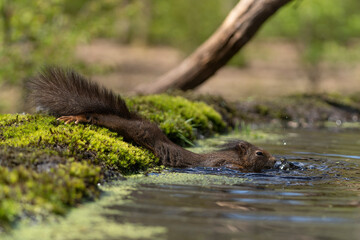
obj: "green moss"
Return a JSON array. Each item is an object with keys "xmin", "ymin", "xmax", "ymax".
[
  {"xmin": 349, "ymin": 92, "xmax": 360, "ymax": 104},
  {"xmin": 323, "ymin": 121, "xmax": 360, "ymax": 129},
  {"xmin": 326, "ymin": 92, "xmax": 358, "ymax": 106},
  {"xmin": 232, "ymin": 92, "xmax": 360, "ymax": 128},
  {"xmin": 127, "ymin": 94, "xmax": 226, "ymax": 145},
  {"xmin": 0, "ymin": 114, "xmax": 158, "ymax": 174},
  {"xmin": 0, "ymin": 161, "xmax": 101, "ymax": 231},
  {"xmin": 2, "ymin": 184, "xmax": 167, "ymax": 240},
  {"xmin": 285, "ymin": 93, "xmax": 355, "ymax": 109},
  {"xmin": 0, "ymin": 113, "xmax": 160, "ymax": 230},
  {"xmin": 254, "ymin": 104, "xmax": 270, "ymax": 116},
  {"xmin": 127, "ymin": 172, "xmax": 248, "ymax": 186}
]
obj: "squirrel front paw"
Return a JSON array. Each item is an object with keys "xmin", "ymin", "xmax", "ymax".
[{"xmin": 57, "ymin": 115, "xmax": 89, "ymax": 124}]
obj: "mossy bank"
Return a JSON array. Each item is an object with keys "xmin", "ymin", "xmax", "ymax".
[
  {"xmin": 183, "ymin": 92, "xmax": 360, "ymax": 129},
  {"xmin": 0, "ymin": 94, "xmax": 226, "ymax": 231}
]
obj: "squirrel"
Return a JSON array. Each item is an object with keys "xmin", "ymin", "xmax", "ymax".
[{"xmin": 27, "ymin": 67, "xmax": 275, "ymax": 172}]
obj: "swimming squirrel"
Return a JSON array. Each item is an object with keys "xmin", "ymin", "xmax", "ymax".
[{"xmin": 27, "ymin": 67, "xmax": 275, "ymax": 172}]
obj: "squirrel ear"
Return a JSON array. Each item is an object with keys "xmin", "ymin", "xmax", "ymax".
[{"xmin": 237, "ymin": 141, "xmax": 250, "ymax": 154}]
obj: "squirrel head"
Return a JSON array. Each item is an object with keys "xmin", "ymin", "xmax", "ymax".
[{"xmin": 206, "ymin": 141, "xmax": 275, "ymax": 172}]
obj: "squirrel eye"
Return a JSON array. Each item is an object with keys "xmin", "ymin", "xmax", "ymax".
[{"xmin": 256, "ymin": 151, "xmax": 264, "ymax": 156}]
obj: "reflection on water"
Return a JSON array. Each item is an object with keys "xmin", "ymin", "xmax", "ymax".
[
  {"xmin": 296, "ymin": 152, "xmax": 360, "ymax": 159},
  {"xmin": 5, "ymin": 129, "xmax": 360, "ymax": 240}
]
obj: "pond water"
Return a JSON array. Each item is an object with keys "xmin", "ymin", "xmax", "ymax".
[{"xmin": 5, "ymin": 129, "xmax": 360, "ymax": 240}]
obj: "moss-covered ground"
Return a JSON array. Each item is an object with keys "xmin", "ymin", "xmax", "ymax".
[
  {"xmin": 183, "ymin": 92, "xmax": 360, "ymax": 129},
  {"xmin": 239, "ymin": 93, "xmax": 360, "ymax": 128},
  {"xmin": 127, "ymin": 94, "xmax": 227, "ymax": 145},
  {"xmin": 0, "ymin": 94, "xmax": 226, "ymax": 231}
]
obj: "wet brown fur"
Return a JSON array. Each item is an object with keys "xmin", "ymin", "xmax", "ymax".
[{"xmin": 27, "ymin": 67, "xmax": 275, "ymax": 172}]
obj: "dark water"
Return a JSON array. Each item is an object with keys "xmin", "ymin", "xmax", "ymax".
[
  {"xmin": 5, "ymin": 129, "xmax": 360, "ymax": 240},
  {"xmin": 104, "ymin": 129, "xmax": 360, "ymax": 240}
]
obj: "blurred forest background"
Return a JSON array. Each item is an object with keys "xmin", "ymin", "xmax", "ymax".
[{"xmin": 1, "ymin": 0, "xmax": 360, "ymax": 113}]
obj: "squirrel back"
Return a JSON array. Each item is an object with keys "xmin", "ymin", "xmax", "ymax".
[{"xmin": 27, "ymin": 67, "xmax": 135, "ymax": 118}]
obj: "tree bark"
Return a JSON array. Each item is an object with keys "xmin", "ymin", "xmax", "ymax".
[{"xmin": 136, "ymin": 0, "xmax": 293, "ymax": 94}]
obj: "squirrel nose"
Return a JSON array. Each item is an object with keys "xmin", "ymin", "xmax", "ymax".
[{"xmin": 266, "ymin": 156, "xmax": 276, "ymax": 168}]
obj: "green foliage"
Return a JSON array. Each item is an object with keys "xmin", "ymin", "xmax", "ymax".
[
  {"xmin": 127, "ymin": 94, "xmax": 226, "ymax": 145},
  {"xmin": 2, "ymin": 0, "xmax": 360, "ymax": 85},
  {"xmin": 259, "ymin": 0, "xmax": 360, "ymax": 70},
  {"xmin": 0, "ymin": 0, "xmax": 75, "ymax": 83},
  {"xmin": 0, "ymin": 0, "xmax": 128, "ymax": 84},
  {"xmin": 0, "ymin": 0, "xmax": 242, "ymax": 84},
  {"xmin": 262, "ymin": 0, "xmax": 360, "ymax": 40},
  {"xmin": 148, "ymin": 1, "xmax": 230, "ymax": 50}
]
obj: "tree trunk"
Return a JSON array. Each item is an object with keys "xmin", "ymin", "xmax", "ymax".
[{"xmin": 136, "ymin": 0, "xmax": 293, "ymax": 94}]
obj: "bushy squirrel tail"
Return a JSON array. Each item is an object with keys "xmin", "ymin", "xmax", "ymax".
[{"xmin": 27, "ymin": 67, "xmax": 134, "ymax": 118}]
